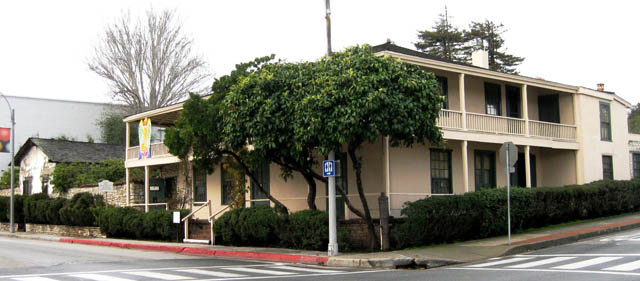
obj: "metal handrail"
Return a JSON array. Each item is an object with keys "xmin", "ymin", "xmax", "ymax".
[
  {"xmin": 181, "ymin": 200, "xmax": 211, "ymax": 222},
  {"xmin": 208, "ymin": 205, "xmax": 230, "ymax": 221}
]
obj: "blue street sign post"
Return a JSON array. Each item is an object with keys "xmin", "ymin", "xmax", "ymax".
[{"xmin": 323, "ymin": 160, "xmax": 335, "ymax": 177}]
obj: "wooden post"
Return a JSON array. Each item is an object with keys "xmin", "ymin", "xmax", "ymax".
[
  {"xmin": 525, "ymin": 145, "xmax": 532, "ymax": 188},
  {"xmin": 144, "ymin": 165, "xmax": 149, "ymax": 213},
  {"xmin": 462, "ymin": 140, "xmax": 469, "ymax": 192}
]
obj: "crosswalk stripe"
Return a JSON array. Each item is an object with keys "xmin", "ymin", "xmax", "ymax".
[
  {"xmin": 174, "ymin": 269, "xmax": 247, "ymax": 278},
  {"xmin": 13, "ymin": 277, "xmax": 57, "ymax": 281},
  {"xmin": 271, "ymin": 265, "xmax": 343, "ymax": 273},
  {"xmin": 604, "ymin": 259, "xmax": 640, "ymax": 271},
  {"xmin": 68, "ymin": 273, "xmax": 135, "ymax": 281},
  {"xmin": 467, "ymin": 257, "xmax": 533, "ymax": 268},
  {"xmin": 507, "ymin": 257, "xmax": 576, "ymax": 268},
  {"xmin": 224, "ymin": 267, "xmax": 297, "ymax": 275},
  {"xmin": 122, "ymin": 271, "xmax": 192, "ymax": 280},
  {"xmin": 553, "ymin": 257, "xmax": 623, "ymax": 269}
]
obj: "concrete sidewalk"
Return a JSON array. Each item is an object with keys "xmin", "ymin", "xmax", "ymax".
[{"xmin": 3, "ymin": 212, "xmax": 640, "ymax": 269}]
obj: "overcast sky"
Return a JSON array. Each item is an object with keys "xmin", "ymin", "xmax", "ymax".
[{"xmin": 1, "ymin": 0, "xmax": 638, "ymax": 105}]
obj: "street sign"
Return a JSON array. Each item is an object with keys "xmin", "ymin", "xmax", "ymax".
[
  {"xmin": 98, "ymin": 180, "xmax": 114, "ymax": 193},
  {"xmin": 499, "ymin": 142, "xmax": 518, "ymax": 168},
  {"xmin": 323, "ymin": 160, "xmax": 335, "ymax": 177}
]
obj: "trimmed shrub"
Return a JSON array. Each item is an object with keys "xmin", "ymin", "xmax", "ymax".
[
  {"xmin": 24, "ymin": 193, "xmax": 51, "ymax": 224},
  {"xmin": 280, "ymin": 209, "xmax": 329, "ymax": 251},
  {"xmin": 59, "ymin": 193, "xmax": 105, "ymax": 226},
  {"xmin": 213, "ymin": 206, "xmax": 285, "ymax": 247},
  {"xmin": 395, "ymin": 180, "xmax": 640, "ymax": 249},
  {"xmin": 96, "ymin": 207, "xmax": 188, "ymax": 241},
  {"xmin": 0, "ymin": 196, "xmax": 8, "ymax": 222}
]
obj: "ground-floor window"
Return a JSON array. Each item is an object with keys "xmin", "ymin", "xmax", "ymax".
[
  {"xmin": 221, "ymin": 163, "xmax": 236, "ymax": 205},
  {"xmin": 602, "ymin": 155, "xmax": 613, "ymax": 180},
  {"xmin": 475, "ymin": 150, "xmax": 496, "ymax": 190},
  {"xmin": 193, "ymin": 168, "xmax": 207, "ymax": 203},
  {"xmin": 250, "ymin": 162, "xmax": 270, "ymax": 207},
  {"xmin": 633, "ymin": 153, "xmax": 640, "ymax": 179},
  {"xmin": 430, "ymin": 149, "xmax": 452, "ymax": 194}
]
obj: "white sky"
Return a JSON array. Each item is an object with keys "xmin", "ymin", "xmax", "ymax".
[{"xmin": 1, "ymin": 0, "xmax": 638, "ymax": 105}]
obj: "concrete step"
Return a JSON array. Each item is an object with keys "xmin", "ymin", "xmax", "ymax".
[{"xmin": 183, "ymin": 238, "xmax": 210, "ymax": 245}]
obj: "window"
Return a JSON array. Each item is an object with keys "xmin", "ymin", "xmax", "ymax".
[
  {"xmin": 430, "ymin": 149, "xmax": 452, "ymax": 194},
  {"xmin": 193, "ymin": 168, "xmax": 207, "ymax": 203},
  {"xmin": 436, "ymin": 76, "xmax": 449, "ymax": 109},
  {"xmin": 484, "ymin": 82, "xmax": 501, "ymax": 115},
  {"xmin": 602, "ymin": 155, "xmax": 613, "ymax": 180},
  {"xmin": 633, "ymin": 153, "xmax": 640, "ymax": 179},
  {"xmin": 538, "ymin": 94, "xmax": 560, "ymax": 123},
  {"xmin": 22, "ymin": 177, "xmax": 32, "ymax": 195},
  {"xmin": 600, "ymin": 102, "xmax": 612, "ymax": 141},
  {"xmin": 505, "ymin": 85, "xmax": 521, "ymax": 118},
  {"xmin": 221, "ymin": 163, "xmax": 237, "ymax": 205},
  {"xmin": 250, "ymin": 162, "xmax": 270, "ymax": 206},
  {"xmin": 475, "ymin": 151, "xmax": 496, "ymax": 190}
]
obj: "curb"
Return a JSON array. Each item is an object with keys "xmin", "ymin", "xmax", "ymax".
[{"xmin": 58, "ymin": 238, "xmax": 328, "ymax": 265}]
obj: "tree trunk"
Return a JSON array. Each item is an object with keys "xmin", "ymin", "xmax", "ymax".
[
  {"xmin": 348, "ymin": 142, "xmax": 381, "ymax": 251},
  {"xmin": 302, "ymin": 172, "xmax": 318, "ymax": 210}
]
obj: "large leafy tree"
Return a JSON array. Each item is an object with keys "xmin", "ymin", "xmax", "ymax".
[
  {"xmin": 415, "ymin": 7, "xmax": 468, "ymax": 63},
  {"xmin": 294, "ymin": 46, "xmax": 443, "ymax": 249},
  {"xmin": 466, "ymin": 20, "xmax": 524, "ymax": 74},
  {"xmin": 629, "ymin": 103, "xmax": 640, "ymax": 134}
]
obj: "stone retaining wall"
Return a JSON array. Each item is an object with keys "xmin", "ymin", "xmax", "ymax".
[
  {"xmin": 49, "ymin": 183, "xmax": 144, "ymax": 207},
  {"xmin": 25, "ymin": 223, "xmax": 105, "ymax": 238},
  {"xmin": 0, "ymin": 187, "xmax": 21, "ymax": 197}
]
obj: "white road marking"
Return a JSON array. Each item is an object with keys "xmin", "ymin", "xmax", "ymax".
[
  {"xmin": 552, "ymin": 257, "xmax": 622, "ymax": 269},
  {"xmin": 13, "ymin": 276, "xmax": 57, "ymax": 281},
  {"xmin": 69, "ymin": 273, "xmax": 135, "ymax": 281},
  {"xmin": 271, "ymin": 265, "xmax": 343, "ymax": 273},
  {"xmin": 507, "ymin": 256, "xmax": 576, "ymax": 268},
  {"xmin": 466, "ymin": 257, "xmax": 533, "ymax": 268},
  {"xmin": 516, "ymin": 254, "xmax": 640, "ymax": 257},
  {"xmin": 604, "ymin": 259, "xmax": 640, "ymax": 271},
  {"xmin": 123, "ymin": 271, "xmax": 193, "ymax": 280},
  {"xmin": 452, "ymin": 267, "xmax": 640, "ymax": 276},
  {"xmin": 224, "ymin": 267, "xmax": 297, "ymax": 275},
  {"xmin": 174, "ymin": 269, "xmax": 247, "ymax": 278}
]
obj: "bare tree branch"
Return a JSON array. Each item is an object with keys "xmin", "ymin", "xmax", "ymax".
[{"xmin": 89, "ymin": 9, "xmax": 209, "ymax": 112}]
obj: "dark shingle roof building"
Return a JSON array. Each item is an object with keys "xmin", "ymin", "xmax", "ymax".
[{"xmin": 14, "ymin": 138, "xmax": 123, "ymax": 164}]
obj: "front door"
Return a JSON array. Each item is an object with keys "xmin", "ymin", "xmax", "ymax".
[
  {"xmin": 475, "ymin": 150, "xmax": 496, "ymax": 190},
  {"xmin": 512, "ymin": 153, "xmax": 537, "ymax": 187},
  {"xmin": 506, "ymin": 85, "xmax": 521, "ymax": 118}
]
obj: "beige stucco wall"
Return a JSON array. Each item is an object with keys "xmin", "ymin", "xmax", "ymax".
[
  {"xmin": 538, "ymin": 148, "xmax": 576, "ymax": 187},
  {"xmin": 429, "ymin": 69, "xmax": 461, "ymax": 111},
  {"xmin": 578, "ymin": 89, "xmax": 631, "ymax": 182}
]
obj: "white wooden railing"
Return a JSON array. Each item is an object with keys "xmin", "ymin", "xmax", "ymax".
[
  {"xmin": 182, "ymin": 200, "xmax": 212, "ymax": 244},
  {"xmin": 126, "ymin": 143, "xmax": 171, "ymax": 160},
  {"xmin": 437, "ymin": 109, "xmax": 463, "ymax": 129},
  {"xmin": 529, "ymin": 120, "xmax": 577, "ymax": 140},
  {"xmin": 466, "ymin": 112, "xmax": 526, "ymax": 135}
]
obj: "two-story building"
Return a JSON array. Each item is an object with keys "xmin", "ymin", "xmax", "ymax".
[{"xmin": 121, "ymin": 42, "xmax": 634, "ymax": 221}]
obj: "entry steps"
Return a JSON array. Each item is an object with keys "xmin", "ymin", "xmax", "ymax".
[{"xmin": 183, "ymin": 238, "xmax": 210, "ymax": 245}]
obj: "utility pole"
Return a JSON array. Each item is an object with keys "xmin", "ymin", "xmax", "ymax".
[
  {"xmin": 0, "ymin": 92, "xmax": 16, "ymax": 233},
  {"xmin": 325, "ymin": 0, "xmax": 338, "ymax": 257}
]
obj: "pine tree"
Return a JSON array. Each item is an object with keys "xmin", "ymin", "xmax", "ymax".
[
  {"xmin": 466, "ymin": 20, "xmax": 525, "ymax": 74},
  {"xmin": 414, "ymin": 7, "xmax": 468, "ymax": 63}
]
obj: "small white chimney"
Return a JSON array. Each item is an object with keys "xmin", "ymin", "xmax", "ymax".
[
  {"xmin": 472, "ymin": 50, "xmax": 489, "ymax": 69},
  {"xmin": 597, "ymin": 83, "xmax": 605, "ymax": 92}
]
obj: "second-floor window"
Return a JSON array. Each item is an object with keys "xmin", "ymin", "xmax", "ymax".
[
  {"xmin": 600, "ymin": 102, "xmax": 612, "ymax": 141},
  {"xmin": 484, "ymin": 82, "xmax": 501, "ymax": 116},
  {"xmin": 436, "ymin": 76, "xmax": 448, "ymax": 109}
]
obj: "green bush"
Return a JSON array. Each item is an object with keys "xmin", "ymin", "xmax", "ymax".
[
  {"xmin": 59, "ymin": 193, "xmax": 105, "ymax": 226},
  {"xmin": 96, "ymin": 207, "xmax": 188, "ymax": 241},
  {"xmin": 213, "ymin": 206, "xmax": 285, "ymax": 247},
  {"xmin": 280, "ymin": 209, "xmax": 329, "ymax": 251},
  {"xmin": 24, "ymin": 193, "xmax": 51, "ymax": 224},
  {"xmin": 13, "ymin": 194, "xmax": 25, "ymax": 224},
  {"xmin": 51, "ymin": 160, "xmax": 127, "ymax": 194},
  {"xmin": 395, "ymin": 180, "xmax": 640, "ymax": 249},
  {"xmin": 0, "ymin": 196, "xmax": 8, "ymax": 222}
]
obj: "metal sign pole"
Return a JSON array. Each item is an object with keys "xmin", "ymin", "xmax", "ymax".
[
  {"xmin": 325, "ymin": 0, "xmax": 338, "ymax": 257},
  {"xmin": 507, "ymin": 145, "xmax": 511, "ymax": 245}
]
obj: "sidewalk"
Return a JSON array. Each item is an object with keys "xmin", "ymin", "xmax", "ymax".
[{"xmin": 3, "ymin": 212, "xmax": 640, "ymax": 269}]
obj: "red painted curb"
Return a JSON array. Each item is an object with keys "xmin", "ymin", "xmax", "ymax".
[
  {"xmin": 512, "ymin": 218, "xmax": 640, "ymax": 245},
  {"xmin": 58, "ymin": 238, "xmax": 328, "ymax": 265}
]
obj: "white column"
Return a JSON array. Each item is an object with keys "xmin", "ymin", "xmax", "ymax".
[
  {"xmin": 521, "ymin": 85, "xmax": 529, "ymax": 136},
  {"xmin": 462, "ymin": 140, "xmax": 469, "ymax": 193},
  {"xmin": 459, "ymin": 73, "xmax": 466, "ymax": 130},
  {"xmin": 125, "ymin": 122, "xmax": 130, "ymax": 149},
  {"xmin": 525, "ymin": 145, "xmax": 531, "ymax": 188},
  {"xmin": 572, "ymin": 92, "xmax": 584, "ymax": 184},
  {"xmin": 125, "ymin": 167, "xmax": 130, "ymax": 206},
  {"xmin": 384, "ymin": 136, "xmax": 391, "ymax": 214},
  {"xmin": 144, "ymin": 165, "xmax": 149, "ymax": 212}
]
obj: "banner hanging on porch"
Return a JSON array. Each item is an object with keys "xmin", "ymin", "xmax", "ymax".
[{"xmin": 138, "ymin": 118, "xmax": 152, "ymax": 159}]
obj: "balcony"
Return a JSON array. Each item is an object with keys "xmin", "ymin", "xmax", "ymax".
[
  {"xmin": 126, "ymin": 143, "xmax": 173, "ymax": 161},
  {"xmin": 437, "ymin": 109, "xmax": 577, "ymax": 141}
]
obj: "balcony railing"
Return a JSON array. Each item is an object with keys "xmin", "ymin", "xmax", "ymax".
[
  {"xmin": 126, "ymin": 143, "xmax": 172, "ymax": 160},
  {"xmin": 436, "ymin": 110, "xmax": 577, "ymax": 141},
  {"xmin": 529, "ymin": 120, "xmax": 577, "ymax": 140}
]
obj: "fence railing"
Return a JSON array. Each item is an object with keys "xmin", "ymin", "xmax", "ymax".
[
  {"xmin": 436, "ymin": 109, "xmax": 463, "ymax": 129},
  {"xmin": 126, "ymin": 143, "xmax": 171, "ymax": 160},
  {"xmin": 529, "ymin": 120, "xmax": 577, "ymax": 140},
  {"xmin": 466, "ymin": 112, "xmax": 526, "ymax": 135}
]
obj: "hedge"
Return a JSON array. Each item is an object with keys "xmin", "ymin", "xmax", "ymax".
[
  {"xmin": 96, "ymin": 207, "xmax": 189, "ymax": 241},
  {"xmin": 213, "ymin": 207, "xmax": 351, "ymax": 251},
  {"xmin": 395, "ymin": 180, "xmax": 640, "ymax": 249},
  {"xmin": 59, "ymin": 193, "xmax": 105, "ymax": 226}
]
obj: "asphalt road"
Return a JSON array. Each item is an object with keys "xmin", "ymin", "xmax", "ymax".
[{"xmin": 5, "ymin": 229, "xmax": 640, "ymax": 280}]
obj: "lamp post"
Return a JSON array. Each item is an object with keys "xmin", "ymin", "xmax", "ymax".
[
  {"xmin": 0, "ymin": 91, "xmax": 15, "ymax": 233},
  {"xmin": 325, "ymin": 0, "xmax": 338, "ymax": 257}
]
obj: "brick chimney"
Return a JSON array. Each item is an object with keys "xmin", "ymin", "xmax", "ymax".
[
  {"xmin": 597, "ymin": 83, "xmax": 605, "ymax": 92},
  {"xmin": 472, "ymin": 50, "xmax": 489, "ymax": 69}
]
